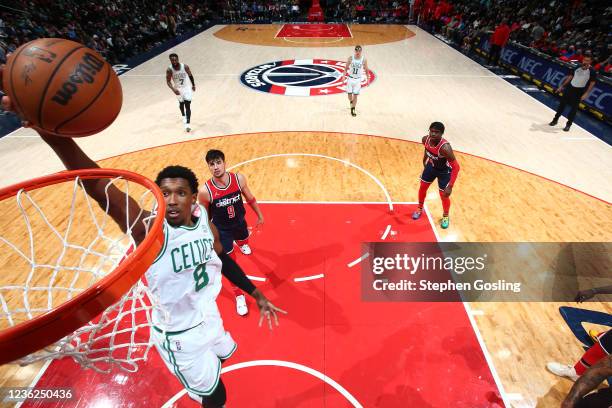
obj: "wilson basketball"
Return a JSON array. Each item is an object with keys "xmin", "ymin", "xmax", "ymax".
[{"xmin": 2, "ymin": 38, "xmax": 122, "ymax": 137}]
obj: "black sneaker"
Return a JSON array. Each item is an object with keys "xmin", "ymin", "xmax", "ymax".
[
  {"xmin": 549, "ymin": 119, "xmax": 558, "ymax": 126},
  {"xmin": 563, "ymin": 124, "xmax": 571, "ymax": 131},
  {"xmin": 351, "ymin": 108, "xmax": 356, "ymax": 117}
]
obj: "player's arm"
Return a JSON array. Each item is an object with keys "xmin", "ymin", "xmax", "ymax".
[
  {"xmin": 208, "ymin": 220, "xmax": 287, "ymax": 329},
  {"xmin": 363, "ymin": 59, "xmax": 369, "ymax": 84},
  {"xmin": 166, "ymin": 68, "xmax": 179, "ymax": 95},
  {"xmin": 421, "ymin": 135, "xmax": 428, "ymax": 167},
  {"xmin": 440, "ymin": 144, "xmax": 460, "ymax": 197},
  {"xmin": 40, "ymin": 132, "xmax": 150, "ymax": 244},
  {"xmin": 344, "ymin": 56, "xmax": 351, "ymax": 78},
  {"xmin": 184, "ymin": 64, "xmax": 195, "ymax": 91},
  {"xmin": 562, "ymin": 355, "xmax": 612, "ymax": 408},
  {"xmin": 575, "ymin": 284, "xmax": 612, "ymax": 302},
  {"xmin": 237, "ymin": 173, "xmax": 263, "ymax": 226},
  {"xmin": 197, "ymin": 186, "xmax": 211, "ymax": 215}
]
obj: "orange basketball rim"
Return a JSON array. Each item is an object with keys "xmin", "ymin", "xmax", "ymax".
[{"xmin": 0, "ymin": 168, "xmax": 165, "ymax": 365}]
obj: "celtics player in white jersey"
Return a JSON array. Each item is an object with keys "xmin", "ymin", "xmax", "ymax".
[
  {"xmin": 2, "ymin": 116, "xmax": 288, "ymax": 406},
  {"xmin": 166, "ymin": 53, "xmax": 195, "ymax": 132},
  {"xmin": 343, "ymin": 45, "xmax": 369, "ymax": 117}
]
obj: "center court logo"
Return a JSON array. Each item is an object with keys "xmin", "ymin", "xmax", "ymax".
[{"xmin": 240, "ymin": 59, "xmax": 375, "ymax": 96}]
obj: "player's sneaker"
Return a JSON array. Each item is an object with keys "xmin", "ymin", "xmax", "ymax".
[
  {"xmin": 411, "ymin": 209, "xmax": 422, "ymax": 220},
  {"xmin": 546, "ymin": 362, "xmax": 579, "ymax": 381},
  {"xmin": 351, "ymin": 108, "xmax": 356, "ymax": 117},
  {"xmin": 441, "ymin": 216, "xmax": 450, "ymax": 229},
  {"xmin": 184, "ymin": 122, "xmax": 191, "ymax": 132},
  {"xmin": 238, "ymin": 243, "xmax": 252, "ymax": 255},
  {"xmin": 236, "ymin": 294, "xmax": 248, "ymax": 316}
]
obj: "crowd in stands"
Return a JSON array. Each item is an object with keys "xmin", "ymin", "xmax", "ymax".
[
  {"xmin": 416, "ymin": 0, "xmax": 611, "ymax": 76},
  {"xmin": 0, "ymin": 0, "xmax": 219, "ymax": 65},
  {"xmin": 0, "ymin": 0, "xmax": 609, "ymax": 76},
  {"xmin": 322, "ymin": 0, "xmax": 409, "ymax": 23}
]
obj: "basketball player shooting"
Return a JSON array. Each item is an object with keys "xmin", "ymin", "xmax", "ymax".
[
  {"xmin": 411, "ymin": 122, "xmax": 460, "ymax": 229},
  {"xmin": 199, "ymin": 149, "xmax": 264, "ymax": 316},
  {"xmin": 166, "ymin": 53, "xmax": 195, "ymax": 132},
  {"xmin": 343, "ymin": 45, "xmax": 369, "ymax": 117},
  {"xmin": 0, "ymin": 96, "xmax": 286, "ymax": 408}
]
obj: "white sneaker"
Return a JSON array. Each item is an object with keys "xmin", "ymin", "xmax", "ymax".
[
  {"xmin": 187, "ymin": 391, "xmax": 202, "ymax": 403},
  {"xmin": 182, "ymin": 116, "xmax": 186, "ymax": 124},
  {"xmin": 238, "ymin": 243, "xmax": 252, "ymax": 255},
  {"xmin": 236, "ymin": 294, "xmax": 248, "ymax": 316},
  {"xmin": 546, "ymin": 362, "xmax": 579, "ymax": 381},
  {"xmin": 184, "ymin": 122, "xmax": 191, "ymax": 132}
]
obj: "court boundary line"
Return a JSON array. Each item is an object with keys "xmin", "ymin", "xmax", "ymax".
[
  {"xmin": 416, "ymin": 25, "xmax": 605, "ymax": 145},
  {"xmin": 14, "ymin": 359, "xmax": 54, "ymax": 408},
  {"xmin": 91, "ymin": 131, "xmax": 611, "ymax": 205},
  {"xmin": 161, "ymin": 359, "xmax": 364, "ymax": 408},
  {"xmin": 422, "ymin": 204, "xmax": 510, "ymax": 407}
]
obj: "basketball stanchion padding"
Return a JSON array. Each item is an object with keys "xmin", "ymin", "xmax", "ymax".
[{"xmin": 0, "ymin": 169, "xmax": 165, "ymax": 372}]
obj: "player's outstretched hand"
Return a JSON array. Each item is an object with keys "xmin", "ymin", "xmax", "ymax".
[
  {"xmin": 252, "ymin": 289, "xmax": 287, "ymax": 330},
  {"xmin": 443, "ymin": 185, "xmax": 453, "ymax": 197},
  {"xmin": 575, "ymin": 289, "xmax": 597, "ymax": 303}
]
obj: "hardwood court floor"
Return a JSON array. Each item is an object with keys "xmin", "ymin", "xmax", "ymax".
[{"xmin": 0, "ymin": 25, "xmax": 611, "ymax": 408}]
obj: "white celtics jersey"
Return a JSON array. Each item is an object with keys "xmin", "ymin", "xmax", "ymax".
[
  {"xmin": 145, "ymin": 204, "xmax": 222, "ymax": 331},
  {"xmin": 170, "ymin": 63, "xmax": 192, "ymax": 89},
  {"xmin": 348, "ymin": 55, "xmax": 364, "ymax": 79}
]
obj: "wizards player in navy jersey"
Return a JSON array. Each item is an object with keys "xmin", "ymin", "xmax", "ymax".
[
  {"xmin": 411, "ymin": 122, "xmax": 460, "ymax": 229},
  {"xmin": 198, "ymin": 149, "xmax": 264, "ymax": 315}
]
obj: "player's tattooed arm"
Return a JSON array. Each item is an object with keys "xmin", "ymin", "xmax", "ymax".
[
  {"xmin": 184, "ymin": 65, "xmax": 195, "ymax": 91},
  {"xmin": 562, "ymin": 355, "xmax": 612, "ymax": 408},
  {"xmin": 166, "ymin": 68, "xmax": 179, "ymax": 95}
]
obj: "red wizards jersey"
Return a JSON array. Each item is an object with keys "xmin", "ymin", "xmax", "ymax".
[
  {"xmin": 204, "ymin": 172, "xmax": 246, "ymax": 226},
  {"xmin": 424, "ymin": 136, "xmax": 451, "ymax": 172}
]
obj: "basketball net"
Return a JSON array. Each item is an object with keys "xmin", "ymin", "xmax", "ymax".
[{"xmin": 0, "ymin": 171, "xmax": 166, "ymax": 373}]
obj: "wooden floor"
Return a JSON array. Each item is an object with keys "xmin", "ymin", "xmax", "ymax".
[{"xmin": 0, "ymin": 25, "xmax": 611, "ymax": 408}]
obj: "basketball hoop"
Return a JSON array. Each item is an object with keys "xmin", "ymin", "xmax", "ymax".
[{"xmin": 0, "ymin": 169, "xmax": 165, "ymax": 372}]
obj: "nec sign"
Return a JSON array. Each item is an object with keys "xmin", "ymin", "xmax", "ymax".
[{"xmin": 479, "ymin": 36, "xmax": 611, "ymax": 119}]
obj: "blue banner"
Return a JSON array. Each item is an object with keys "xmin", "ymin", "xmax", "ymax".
[{"xmin": 476, "ymin": 35, "xmax": 612, "ymax": 122}]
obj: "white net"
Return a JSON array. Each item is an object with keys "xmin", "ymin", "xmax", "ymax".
[{"xmin": 0, "ymin": 174, "xmax": 163, "ymax": 373}]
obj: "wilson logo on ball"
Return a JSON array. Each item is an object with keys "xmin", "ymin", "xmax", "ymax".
[
  {"xmin": 51, "ymin": 53, "xmax": 105, "ymax": 106},
  {"xmin": 240, "ymin": 59, "xmax": 375, "ymax": 96}
]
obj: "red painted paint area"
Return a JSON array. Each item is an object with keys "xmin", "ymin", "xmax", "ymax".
[
  {"xmin": 276, "ymin": 24, "xmax": 352, "ymax": 38},
  {"xmin": 22, "ymin": 203, "xmax": 503, "ymax": 407}
]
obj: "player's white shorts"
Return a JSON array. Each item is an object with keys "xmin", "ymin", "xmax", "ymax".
[
  {"xmin": 346, "ymin": 77, "xmax": 362, "ymax": 95},
  {"xmin": 151, "ymin": 305, "xmax": 236, "ymax": 396},
  {"xmin": 176, "ymin": 87, "xmax": 193, "ymax": 102}
]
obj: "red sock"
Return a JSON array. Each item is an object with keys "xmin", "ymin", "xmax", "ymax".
[
  {"xmin": 439, "ymin": 190, "xmax": 451, "ymax": 216},
  {"xmin": 418, "ymin": 181, "xmax": 430, "ymax": 208},
  {"xmin": 574, "ymin": 341, "xmax": 608, "ymax": 375},
  {"xmin": 235, "ymin": 238, "xmax": 249, "ymax": 246}
]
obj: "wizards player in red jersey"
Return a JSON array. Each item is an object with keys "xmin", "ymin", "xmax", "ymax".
[
  {"xmin": 198, "ymin": 149, "xmax": 264, "ymax": 315},
  {"xmin": 411, "ymin": 122, "xmax": 460, "ymax": 229}
]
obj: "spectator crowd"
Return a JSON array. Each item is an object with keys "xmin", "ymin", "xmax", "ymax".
[
  {"xmin": 0, "ymin": 0, "xmax": 609, "ymax": 76},
  {"xmin": 415, "ymin": 0, "xmax": 611, "ymax": 76}
]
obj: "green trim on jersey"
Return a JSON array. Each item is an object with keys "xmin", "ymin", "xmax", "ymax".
[
  {"xmin": 153, "ymin": 321, "xmax": 203, "ymax": 335},
  {"xmin": 171, "ymin": 205, "xmax": 203, "ymax": 231},
  {"xmin": 162, "ymin": 335, "xmax": 222, "ymax": 396},
  {"xmin": 152, "ymin": 223, "xmax": 169, "ymax": 264},
  {"xmin": 218, "ymin": 341, "xmax": 237, "ymax": 360}
]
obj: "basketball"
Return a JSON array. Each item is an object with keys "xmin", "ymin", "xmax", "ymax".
[{"xmin": 2, "ymin": 38, "xmax": 122, "ymax": 137}]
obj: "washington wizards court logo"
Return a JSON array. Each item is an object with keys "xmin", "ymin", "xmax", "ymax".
[{"xmin": 240, "ymin": 59, "xmax": 375, "ymax": 96}]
